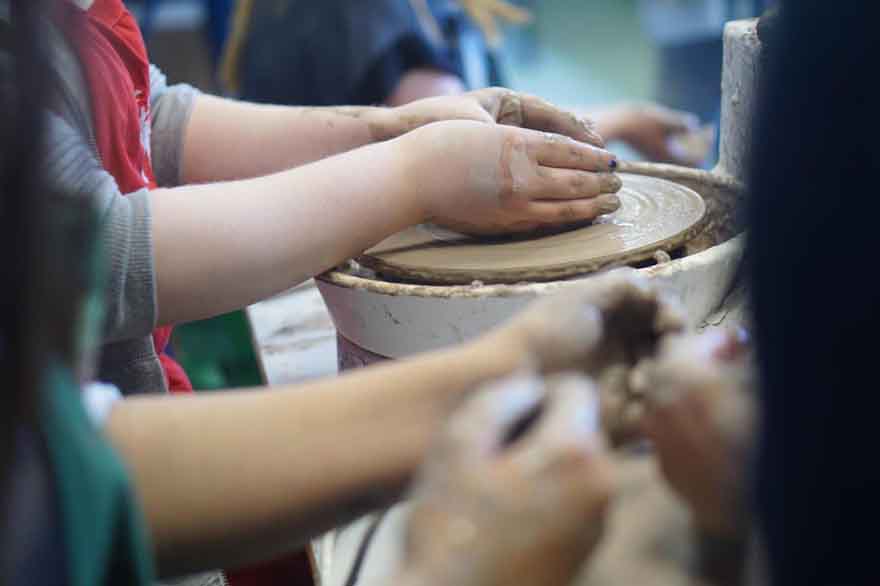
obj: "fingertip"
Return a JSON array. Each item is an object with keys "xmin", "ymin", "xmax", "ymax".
[{"xmin": 596, "ymin": 194, "xmax": 621, "ymax": 215}]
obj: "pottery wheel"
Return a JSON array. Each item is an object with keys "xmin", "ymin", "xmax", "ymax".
[{"xmin": 359, "ymin": 174, "xmax": 707, "ymax": 285}]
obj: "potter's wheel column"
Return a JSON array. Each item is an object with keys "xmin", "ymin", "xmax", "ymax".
[{"xmin": 717, "ymin": 18, "xmax": 762, "ymax": 184}]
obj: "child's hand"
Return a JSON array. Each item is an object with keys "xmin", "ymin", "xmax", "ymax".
[
  {"xmin": 399, "ymin": 119, "xmax": 621, "ymax": 234},
  {"xmin": 594, "ymin": 103, "xmax": 712, "ymax": 166},
  {"xmin": 402, "ymin": 372, "xmax": 612, "ymax": 586},
  {"xmin": 392, "ymin": 88, "xmax": 606, "ymax": 148},
  {"xmin": 636, "ymin": 331, "xmax": 755, "ymax": 537},
  {"xmin": 486, "ymin": 269, "xmax": 684, "ymax": 374}
]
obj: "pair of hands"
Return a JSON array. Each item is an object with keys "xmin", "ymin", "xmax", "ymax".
[
  {"xmin": 399, "ymin": 271, "xmax": 754, "ymax": 586},
  {"xmin": 398, "ymin": 270, "xmax": 685, "ymax": 586},
  {"xmin": 638, "ymin": 330, "xmax": 755, "ymax": 538},
  {"xmin": 385, "ymin": 88, "xmax": 708, "ymax": 236},
  {"xmin": 386, "ymin": 88, "xmax": 622, "ymax": 235},
  {"xmin": 595, "ymin": 103, "xmax": 714, "ymax": 167}
]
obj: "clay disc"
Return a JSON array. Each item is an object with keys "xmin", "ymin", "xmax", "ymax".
[{"xmin": 359, "ymin": 173, "xmax": 707, "ymax": 285}]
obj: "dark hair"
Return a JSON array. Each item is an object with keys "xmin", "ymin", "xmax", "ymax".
[
  {"xmin": 1, "ymin": 0, "xmax": 97, "ymax": 560},
  {"xmin": 1, "ymin": 0, "xmax": 49, "ymax": 512},
  {"xmin": 749, "ymin": 1, "xmax": 879, "ymax": 584}
]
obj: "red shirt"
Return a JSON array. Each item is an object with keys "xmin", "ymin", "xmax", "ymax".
[
  {"xmin": 57, "ymin": 4, "xmax": 312, "ymax": 584},
  {"xmin": 58, "ymin": 0, "xmax": 191, "ymax": 393}
]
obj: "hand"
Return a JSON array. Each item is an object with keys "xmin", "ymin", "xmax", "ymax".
[
  {"xmin": 635, "ymin": 330, "xmax": 755, "ymax": 537},
  {"xmin": 488, "ymin": 269, "xmax": 684, "ymax": 374},
  {"xmin": 392, "ymin": 87, "xmax": 607, "ymax": 147},
  {"xmin": 458, "ymin": 0, "xmax": 532, "ymax": 47},
  {"xmin": 399, "ymin": 119, "xmax": 621, "ymax": 234},
  {"xmin": 402, "ymin": 372, "xmax": 612, "ymax": 586},
  {"xmin": 595, "ymin": 103, "xmax": 712, "ymax": 166}
]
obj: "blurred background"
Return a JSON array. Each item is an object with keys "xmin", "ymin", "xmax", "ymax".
[
  {"xmin": 131, "ymin": 0, "xmax": 656, "ymax": 111},
  {"xmin": 132, "ymin": 0, "xmax": 763, "ymax": 390}
]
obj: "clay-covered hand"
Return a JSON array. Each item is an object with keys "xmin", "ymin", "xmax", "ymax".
[
  {"xmin": 398, "ymin": 119, "xmax": 621, "ymax": 234},
  {"xmin": 392, "ymin": 87, "xmax": 606, "ymax": 147},
  {"xmin": 401, "ymin": 372, "xmax": 612, "ymax": 586},
  {"xmin": 636, "ymin": 330, "xmax": 755, "ymax": 537},
  {"xmin": 487, "ymin": 268, "xmax": 685, "ymax": 374},
  {"xmin": 595, "ymin": 103, "xmax": 712, "ymax": 166},
  {"xmin": 458, "ymin": 0, "xmax": 532, "ymax": 47}
]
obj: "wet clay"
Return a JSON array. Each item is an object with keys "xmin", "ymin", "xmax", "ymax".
[{"xmin": 360, "ymin": 174, "xmax": 707, "ymax": 285}]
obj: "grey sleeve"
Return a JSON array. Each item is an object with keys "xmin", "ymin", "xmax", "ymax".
[
  {"xmin": 44, "ymin": 113, "xmax": 157, "ymax": 342},
  {"xmin": 149, "ymin": 64, "xmax": 201, "ymax": 187}
]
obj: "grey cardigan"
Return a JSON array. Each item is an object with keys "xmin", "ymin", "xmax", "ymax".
[{"xmin": 44, "ymin": 22, "xmax": 199, "ymax": 395}]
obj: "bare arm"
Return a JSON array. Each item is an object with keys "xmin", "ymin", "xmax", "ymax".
[
  {"xmin": 153, "ymin": 137, "xmax": 419, "ymax": 325},
  {"xmin": 155, "ymin": 114, "xmax": 617, "ymax": 326},
  {"xmin": 106, "ymin": 338, "xmax": 523, "ymax": 577},
  {"xmin": 108, "ymin": 270, "xmax": 674, "ymax": 580},
  {"xmin": 180, "ymin": 94, "xmax": 401, "ymax": 183},
  {"xmin": 179, "ymin": 86, "xmax": 605, "ymax": 185}
]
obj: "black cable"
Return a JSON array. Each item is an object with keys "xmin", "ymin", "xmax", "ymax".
[{"xmin": 342, "ymin": 511, "xmax": 388, "ymax": 586}]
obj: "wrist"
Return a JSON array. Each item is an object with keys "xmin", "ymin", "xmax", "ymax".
[
  {"xmin": 390, "ymin": 127, "xmax": 440, "ymax": 225},
  {"xmin": 382, "ymin": 133, "xmax": 431, "ymax": 226}
]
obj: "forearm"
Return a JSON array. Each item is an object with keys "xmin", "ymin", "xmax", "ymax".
[
  {"xmin": 181, "ymin": 94, "xmax": 404, "ymax": 183},
  {"xmin": 105, "ymin": 339, "xmax": 524, "ymax": 577},
  {"xmin": 153, "ymin": 138, "xmax": 419, "ymax": 326}
]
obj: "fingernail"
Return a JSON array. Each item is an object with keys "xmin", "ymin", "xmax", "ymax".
[
  {"xmin": 609, "ymin": 158, "xmax": 618, "ymax": 171},
  {"xmin": 602, "ymin": 173, "xmax": 623, "ymax": 193},
  {"xmin": 597, "ymin": 194, "xmax": 621, "ymax": 214}
]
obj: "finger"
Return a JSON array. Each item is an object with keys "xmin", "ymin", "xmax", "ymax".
[
  {"xmin": 515, "ymin": 94, "xmax": 607, "ymax": 146},
  {"xmin": 525, "ymin": 195, "xmax": 621, "ymax": 225},
  {"xmin": 489, "ymin": 0, "xmax": 533, "ymax": 24},
  {"xmin": 532, "ymin": 168, "xmax": 622, "ymax": 201},
  {"xmin": 526, "ymin": 129, "xmax": 617, "ymax": 171},
  {"xmin": 511, "ymin": 374, "xmax": 602, "ymax": 461},
  {"xmin": 441, "ymin": 372, "xmax": 545, "ymax": 464},
  {"xmin": 651, "ymin": 106, "xmax": 700, "ymax": 134}
]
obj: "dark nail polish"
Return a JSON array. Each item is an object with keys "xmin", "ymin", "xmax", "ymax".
[{"xmin": 609, "ymin": 159, "xmax": 618, "ymax": 170}]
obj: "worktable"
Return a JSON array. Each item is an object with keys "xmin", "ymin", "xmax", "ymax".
[{"xmin": 246, "ymin": 280, "xmax": 338, "ymax": 387}]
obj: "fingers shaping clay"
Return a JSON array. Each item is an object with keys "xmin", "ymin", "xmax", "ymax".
[{"xmin": 359, "ymin": 174, "xmax": 707, "ymax": 285}]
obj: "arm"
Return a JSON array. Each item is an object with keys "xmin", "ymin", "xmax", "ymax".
[
  {"xmin": 177, "ymin": 85, "xmax": 607, "ymax": 185},
  {"xmin": 106, "ymin": 338, "xmax": 524, "ymax": 577},
  {"xmin": 181, "ymin": 65, "xmax": 466, "ymax": 184},
  {"xmin": 107, "ymin": 270, "xmax": 668, "ymax": 579},
  {"xmin": 180, "ymin": 94, "xmax": 402, "ymax": 183},
  {"xmin": 152, "ymin": 136, "xmax": 418, "ymax": 324},
  {"xmin": 154, "ymin": 116, "xmax": 617, "ymax": 326}
]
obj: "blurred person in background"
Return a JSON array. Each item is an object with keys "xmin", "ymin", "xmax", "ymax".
[
  {"xmin": 221, "ymin": 0, "xmax": 712, "ymax": 166},
  {"xmin": 638, "ymin": 0, "xmax": 776, "ymax": 166}
]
